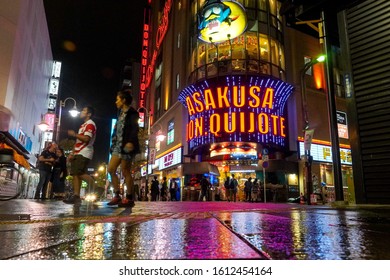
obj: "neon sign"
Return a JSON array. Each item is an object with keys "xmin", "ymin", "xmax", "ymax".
[
  {"xmin": 179, "ymin": 75, "xmax": 294, "ymax": 151},
  {"xmin": 144, "ymin": 0, "xmax": 172, "ymax": 90},
  {"xmin": 139, "ymin": 21, "xmax": 150, "ymax": 109},
  {"xmin": 198, "ymin": 0, "xmax": 247, "ymax": 43}
]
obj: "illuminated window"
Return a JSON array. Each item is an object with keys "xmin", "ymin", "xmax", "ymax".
[
  {"xmin": 246, "ymin": 32, "xmax": 259, "ymax": 60},
  {"xmin": 269, "ymin": 0, "xmax": 277, "ymax": 15},
  {"xmin": 259, "ymin": 35, "xmax": 269, "ymax": 60},
  {"xmin": 257, "ymin": 0, "xmax": 267, "ymax": 10},
  {"xmin": 198, "ymin": 44, "xmax": 206, "ymax": 67},
  {"xmin": 167, "ymin": 119, "xmax": 175, "ymax": 145}
]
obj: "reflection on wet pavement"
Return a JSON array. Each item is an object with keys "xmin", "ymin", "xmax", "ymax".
[
  {"xmin": 216, "ymin": 210, "xmax": 390, "ymax": 259},
  {"xmin": 1, "ymin": 200, "xmax": 390, "ymax": 260},
  {"xmin": 1, "ymin": 219, "xmax": 262, "ymax": 260}
]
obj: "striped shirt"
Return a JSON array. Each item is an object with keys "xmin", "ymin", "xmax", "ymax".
[{"xmin": 74, "ymin": 119, "xmax": 96, "ymax": 159}]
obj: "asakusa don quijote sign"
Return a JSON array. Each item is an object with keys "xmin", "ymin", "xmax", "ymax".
[{"xmin": 179, "ymin": 75, "xmax": 294, "ymax": 151}]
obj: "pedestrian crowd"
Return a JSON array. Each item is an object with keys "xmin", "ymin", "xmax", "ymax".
[{"xmin": 34, "ymin": 88, "xmax": 264, "ymax": 207}]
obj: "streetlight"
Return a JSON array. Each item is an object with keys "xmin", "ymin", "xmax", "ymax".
[
  {"xmin": 300, "ymin": 54, "xmax": 325, "ymax": 205},
  {"xmin": 55, "ymin": 97, "xmax": 80, "ymax": 142}
]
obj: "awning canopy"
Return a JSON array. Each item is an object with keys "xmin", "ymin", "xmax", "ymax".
[
  {"xmin": 0, "ymin": 131, "xmax": 30, "ymax": 169},
  {"xmin": 182, "ymin": 162, "xmax": 220, "ymax": 176}
]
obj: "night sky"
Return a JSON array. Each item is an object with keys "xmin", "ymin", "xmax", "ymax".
[{"xmin": 43, "ymin": 0, "xmax": 147, "ymax": 167}]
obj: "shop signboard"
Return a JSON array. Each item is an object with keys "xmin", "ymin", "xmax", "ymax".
[
  {"xmin": 336, "ymin": 111, "xmax": 349, "ymax": 139},
  {"xmin": 159, "ymin": 147, "xmax": 182, "ymax": 170}
]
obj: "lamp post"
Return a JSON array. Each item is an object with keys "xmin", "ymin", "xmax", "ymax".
[
  {"xmin": 321, "ymin": 10, "xmax": 344, "ymax": 203},
  {"xmin": 55, "ymin": 97, "xmax": 80, "ymax": 142},
  {"xmin": 300, "ymin": 55, "xmax": 325, "ymax": 205}
]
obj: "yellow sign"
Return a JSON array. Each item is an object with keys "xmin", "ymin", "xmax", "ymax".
[{"xmin": 198, "ymin": 0, "xmax": 247, "ymax": 43}]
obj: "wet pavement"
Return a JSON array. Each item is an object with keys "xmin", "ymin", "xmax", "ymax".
[{"xmin": 0, "ymin": 199, "xmax": 390, "ymax": 260}]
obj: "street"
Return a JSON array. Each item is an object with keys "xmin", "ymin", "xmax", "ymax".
[{"xmin": 0, "ymin": 200, "xmax": 390, "ymax": 260}]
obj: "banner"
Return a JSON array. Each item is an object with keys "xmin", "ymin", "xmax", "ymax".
[{"xmin": 304, "ymin": 129, "xmax": 314, "ymax": 152}]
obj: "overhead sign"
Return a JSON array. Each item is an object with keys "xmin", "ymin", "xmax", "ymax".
[
  {"xmin": 198, "ymin": 0, "xmax": 247, "ymax": 43},
  {"xmin": 179, "ymin": 75, "xmax": 294, "ymax": 151}
]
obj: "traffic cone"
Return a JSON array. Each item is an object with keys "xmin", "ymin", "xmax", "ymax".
[{"xmin": 300, "ymin": 193, "xmax": 305, "ymax": 204}]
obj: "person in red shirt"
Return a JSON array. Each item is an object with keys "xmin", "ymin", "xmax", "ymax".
[{"xmin": 63, "ymin": 106, "xmax": 97, "ymax": 205}]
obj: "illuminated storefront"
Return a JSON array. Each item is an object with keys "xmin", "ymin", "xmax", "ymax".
[
  {"xmin": 139, "ymin": 0, "xmax": 353, "ymax": 202},
  {"xmin": 176, "ymin": 0, "xmax": 293, "ymax": 201}
]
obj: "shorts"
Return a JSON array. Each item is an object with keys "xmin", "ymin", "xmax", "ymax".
[
  {"xmin": 70, "ymin": 154, "xmax": 90, "ymax": 176},
  {"xmin": 111, "ymin": 150, "xmax": 133, "ymax": 161}
]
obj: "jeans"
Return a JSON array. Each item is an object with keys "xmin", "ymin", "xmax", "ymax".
[{"xmin": 35, "ymin": 169, "xmax": 51, "ymax": 199}]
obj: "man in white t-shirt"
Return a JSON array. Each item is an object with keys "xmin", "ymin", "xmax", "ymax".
[{"xmin": 63, "ymin": 106, "xmax": 97, "ymax": 205}]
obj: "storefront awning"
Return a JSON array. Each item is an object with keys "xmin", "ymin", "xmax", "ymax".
[
  {"xmin": 0, "ymin": 131, "xmax": 30, "ymax": 169},
  {"xmin": 182, "ymin": 162, "xmax": 220, "ymax": 176}
]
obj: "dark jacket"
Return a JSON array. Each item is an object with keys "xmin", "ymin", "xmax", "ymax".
[{"xmin": 111, "ymin": 107, "xmax": 140, "ymax": 155}]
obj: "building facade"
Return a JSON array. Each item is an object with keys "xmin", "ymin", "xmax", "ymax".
[
  {"xmin": 140, "ymin": 0, "xmax": 353, "ymax": 203},
  {"xmin": 0, "ymin": 0, "xmax": 55, "ymax": 198},
  {"xmin": 0, "ymin": 0, "xmax": 53, "ymax": 165},
  {"xmin": 338, "ymin": 0, "xmax": 390, "ymax": 203}
]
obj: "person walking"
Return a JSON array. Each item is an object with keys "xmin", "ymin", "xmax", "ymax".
[
  {"xmin": 150, "ymin": 176, "xmax": 160, "ymax": 201},
  {"xmin": 50, "ymin": 148, "xmax": 67, "ymax": 199},
  {"xmin": 244, "ymin": 177, "xmax": 253, "ymax": 202},
  {"xmin": 169, "ymin": 178, "xmax": 178, "ymax": 201},
  {"xmin": 251, "ymin": 178, "xmax": 260, "ymax": 202},
  {"xmin": 35, "ymin": 143, "xmax": 57, "ymax": 199},
  {"xmin": 199, "ymin": 176, "xmax": 211, "ymax": 201},
  {"xmin": 224, "ymin": 176, "xmax": 232, "ymax": 202},
  {"xmin": 230, "ymin": 174, "xmax": 239, "ymax": 202},
  {"xmin": 107, "ymin": 89, "xmax": 140, "ymax": 207},
  {"xmin": 63, "ymin": 106, "xmax": 97, "ymax": 205},
  {"xmin": 160, "ymin": 177, "xmax": 168, "ymax": 201}
]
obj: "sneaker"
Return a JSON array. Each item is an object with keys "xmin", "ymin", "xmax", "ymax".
[
  {"xmin": 118, "ymin": 194, "xmax": 135, "ymax": 208},
  {"xmin": 107, "ymin": 196, "xmax": 122, "ymax": 206},
  {"xmin": 118, "ymin": 198, "xmax": 135, "ymax": 208},
  {"xmin": 63, "ymin": 195, "xmax": 81, "ymax": 205}
]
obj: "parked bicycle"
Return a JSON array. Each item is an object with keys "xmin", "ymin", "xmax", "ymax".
[{"xmin": 0, "ymin": 148, "xmax": 24, "ymax": 200}]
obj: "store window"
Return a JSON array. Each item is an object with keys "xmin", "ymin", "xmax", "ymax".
[
  {"xmin": 198, "ymin": 43, "xmax": 206, "ymax": 67},
  {"xmin": 245, "ymin": 0, "xmax": 256, "ymax": 8},
  {"xmin": 270, "ymin": 39, "xmax": 279, "ymax": 66},
  {"xmin": 257, "ymin": 0, "xmax": 267, "ymax": 10},
  {"xmin": 269, "ymin": 0, "xmax": 277, "ymax": 15},
  {"xmin": 259, "ymin": 35, "xmax": 269, "ymax": 61},
  {"xmin": 207, "ymin": 44, "xmax": 218, "ymax": 64},
  {"xmin": 246, "ymin": 32, "xmax": 258, "ymax": 60}
]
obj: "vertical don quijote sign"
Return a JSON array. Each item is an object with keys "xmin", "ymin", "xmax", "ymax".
[{"xmin": 179, "ymin": 75, "xmax": 294, "ymax": 151}]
